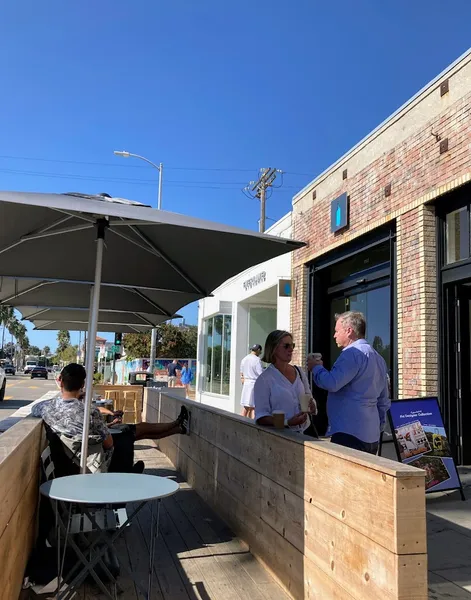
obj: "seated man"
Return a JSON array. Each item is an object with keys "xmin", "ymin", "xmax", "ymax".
[{"xmin": 32, "ymin": 363, "xmax": 189, "ymax": 474}]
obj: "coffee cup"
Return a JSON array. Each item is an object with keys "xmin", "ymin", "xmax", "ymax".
[
  {"xmin": 300, "ymin": 393, "xmax": 312, "ymax": 412},
  {"xmin": 272, "ymin": 411, "xmax": 285, "ymax": 429},
  {"xmin": 308, "ymin": 352, "xmax": 322, "ymax": 361}
]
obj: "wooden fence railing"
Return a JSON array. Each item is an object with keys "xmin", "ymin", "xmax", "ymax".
[
  {"xmin": 144, "ymin": 389, "xmax": 428, "ymax": 600},
  {"xmin": 0, "ymin": 418, "xmax": 44, "ymax": 599}
]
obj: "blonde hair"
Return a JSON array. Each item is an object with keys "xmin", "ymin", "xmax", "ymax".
[{"xmin": 261, "ymin": 330, "xmax": 292, "ymax": 364}]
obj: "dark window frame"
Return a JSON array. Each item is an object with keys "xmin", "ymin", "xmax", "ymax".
[{"xmin": 306, "ymin": 225, "xmax": 396, "ymax": 397}]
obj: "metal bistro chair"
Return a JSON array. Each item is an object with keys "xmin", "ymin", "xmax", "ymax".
[{"xmin": 40, "ymin": 428, "xmax": 128, "ymax": 599}]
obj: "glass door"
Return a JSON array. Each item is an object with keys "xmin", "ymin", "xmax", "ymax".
[
  {"xmin": 308, "ymin": 235, "xmax": 394, "ymax": 436},
  {"xmin": 445, "ymin": 282, "xmax": 471, "ymax": 464},
  {"xmin": 329, "ymin": 284, "xmax": 391, "ymax": 374}
]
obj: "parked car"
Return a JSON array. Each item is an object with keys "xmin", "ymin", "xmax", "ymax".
[
  {"xmin": 3, "ymin": 364, "xmax": 15, "ymax": 375},
  {"xmin": 0, "ymin": 366, "xmax": 5, "ymax": 401},
  {"xmin": 31, "ymin": 366, "xmax": 48, "ymax": 380}
]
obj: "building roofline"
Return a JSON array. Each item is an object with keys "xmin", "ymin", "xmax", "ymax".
[
  {"xmin": 293, "ymin": 47, "xmax": 471, "ymax": 203},
  {"xmin": 265, "ymin": 210, "xmax": 292, "ymax": 233}
]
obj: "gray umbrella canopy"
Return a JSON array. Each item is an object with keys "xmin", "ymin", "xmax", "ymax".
[
  {"xmin": 0, "ymin": 277, "xmax": 201, "ymax": 317},
  {"xmin": 0, "ymin": 191, "xmax": 303, "ymax": 294},
  {"xmin": 17, "ymin": 306, "xmax": 179, "ymax": 327},
  {"xmin": 32, "ymin": 320, "xmax": 156, "ymax": 334},
  {"xmin": 0, "ymin": 191, "xmax": 305, "ymax": 471}
]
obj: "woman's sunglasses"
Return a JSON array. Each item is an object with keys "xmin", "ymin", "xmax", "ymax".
[{"xmin": 281, "ymin": 342, "xmax": 295, "ymax": 350}]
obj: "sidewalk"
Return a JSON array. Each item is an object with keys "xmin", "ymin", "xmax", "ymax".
[
  {"xmin": 427, "ymin": 467, "xmax": 471, "ymax": 599},
  {"xmin": 0, "ymin": 390, "xmax": 59, "ymax": 432}
]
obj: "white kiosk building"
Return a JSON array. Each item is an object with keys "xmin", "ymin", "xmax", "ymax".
[{"xmin": 195, "ymin": 213, "xmax": 293, "ymax": 413}]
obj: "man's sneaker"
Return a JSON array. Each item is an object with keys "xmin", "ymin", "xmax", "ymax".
[
  {"xmin": 132, "ymin": 460, "xmax": 145, "ymax": 474},
  {"xmin": 177, "ymin": 405, "xmax": 188, "ymax": 426},
  {"xmin": 180, "ymin": 410, "xmax": 191, "ymax": 436}
]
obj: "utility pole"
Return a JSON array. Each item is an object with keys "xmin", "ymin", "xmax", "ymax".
[{"xmin": 245, "ymin": 168, "xmax": 281, "ymax": 233}]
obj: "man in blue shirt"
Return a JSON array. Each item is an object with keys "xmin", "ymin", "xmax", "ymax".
[{"xmin": 307, "ymin": 311, "xmax": 390, "ymax": 454}]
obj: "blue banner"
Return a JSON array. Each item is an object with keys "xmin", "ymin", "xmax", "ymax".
[{"xmin": 388, "ymin": 398, "xmax": 461, "ymax": 493}]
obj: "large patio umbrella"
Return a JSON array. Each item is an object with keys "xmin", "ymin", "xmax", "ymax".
[
  {"xmin": 0, "ymin": 191, "xmax": 304, "ymax": 471},
  {"xmin": 17, "ymin": 306, "xmax": 178, "ymax": 328},
  {"xmin": 32, "ymin": 320, "xmax": 155, "ymax": 334},
  {"xmin": 0, "ymin": 277, "xmax": 201, "ymax": 317}
]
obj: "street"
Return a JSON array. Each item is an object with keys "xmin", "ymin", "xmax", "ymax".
[{"xmin": 0, "ymin": 374, "xmax": 57, "ymax": 419}]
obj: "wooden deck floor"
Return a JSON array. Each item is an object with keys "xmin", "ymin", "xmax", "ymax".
[{"xmin": 76, "ymin": 442, "xmax": 290, "ymax": 600}]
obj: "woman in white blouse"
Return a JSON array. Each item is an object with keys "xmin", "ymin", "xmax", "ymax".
[{"xmin": 254, "ymin": 330, "xmax": 317, "ymax": 434}]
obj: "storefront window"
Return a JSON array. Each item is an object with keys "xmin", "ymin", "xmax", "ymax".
[
  {"xmin": 203, "ymin": 314, "xmax": 232, "ymax": 395},
  {"xmin": 330, "ymin": 285, "xmax": 391, "ymax": 369},
  {"xmin": 328, "ymin": 244, "xmax": 390, "ymax": 285},
  {"xmin": 446, "ymin": 207, "xmax": 469, "ymax": 264},
  {"xmin": 222, "ymin": 316, "xmax": 231, "ymax": 395}
]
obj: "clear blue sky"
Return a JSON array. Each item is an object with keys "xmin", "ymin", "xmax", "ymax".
[{"xmin": 1, "ymin": 0, "xmax": 470, "ymax": 351}]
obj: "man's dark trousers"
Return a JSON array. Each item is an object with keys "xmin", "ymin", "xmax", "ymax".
[{"xmin": 330, "ymin": 432, "xmax": 379, "ymax": 455}]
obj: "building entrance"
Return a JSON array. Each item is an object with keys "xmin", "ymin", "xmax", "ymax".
[
  {"xmin": 308, "ymin": 229, "xmax": 395, "ymax": 435},
  {"xmin": 443, "ymin": 281, "xmax": 471, "ymax": 464}
]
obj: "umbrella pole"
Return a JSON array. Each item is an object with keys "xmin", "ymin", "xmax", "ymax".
[
  {"xmin": 81, "ymin": 220, "xmax": 107, "ymax": 473},
  {"xmin": 85, "ymin": 286, "xmax": 95, "ymax": 365}
]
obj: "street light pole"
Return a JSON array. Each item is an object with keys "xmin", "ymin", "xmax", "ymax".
[
  {"xmin": 113, "ymin": 150, "xmax": 163, "ymax": 375},
  {"xmin": 158, "ymin": 162, "xmax": 163, "ymax": 210},
  {"xmin": 113, "ymin": 150, "xmax": 163, "ymax": 210}
]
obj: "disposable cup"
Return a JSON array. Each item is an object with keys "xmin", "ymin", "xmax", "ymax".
[
  {"xmin": 300, "ymin": 393, "xmax": 311, "ymax": 412},
  {"xmin": 272, "ymin": 411, "xmax": 285, "ymax": 429}
]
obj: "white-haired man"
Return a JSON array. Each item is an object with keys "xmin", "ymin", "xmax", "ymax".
[{"xmin": 307, "ymin": 311, "xmax": 390, "ymax": 455}]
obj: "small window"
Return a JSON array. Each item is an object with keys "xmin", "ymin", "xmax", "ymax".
[{"xmin": 446, "ymin": 207, "xmax": 469, "ymax": 264}]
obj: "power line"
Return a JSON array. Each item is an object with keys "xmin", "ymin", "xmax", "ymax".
[
  {"xmin": 0, "ymin": 164, "xmax": 301, "ymax": 191},
  {"xmin": 0, "ymin": 153, "xmax": 312, "ymax": 176},
  {"xmin": 0, "ymin": 154, "xmax": 251, "ymax": 173}
]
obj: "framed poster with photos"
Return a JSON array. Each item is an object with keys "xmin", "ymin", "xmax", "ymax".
[{"xmin": 388, "ymin": 397, "xmax": 464, "ymax": 499}]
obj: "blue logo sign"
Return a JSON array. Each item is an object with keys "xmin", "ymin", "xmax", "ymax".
[
  {"xmin": 331, "ymin": 192, "xmax": 349, "ymax": 233},
  {"xmin": 278, "ymin": 279, "xmax": 293, "ymax": 297}
]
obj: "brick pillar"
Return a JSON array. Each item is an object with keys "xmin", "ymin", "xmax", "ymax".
[
  {"xmin": 397, "ymin": 205, "xmax": 438, "ymax": 398},
  {"xmin": 291, "ymin": 263, "xmax": 308, "ymax": 367}
]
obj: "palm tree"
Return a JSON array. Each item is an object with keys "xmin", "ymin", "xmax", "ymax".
[
  {"xmin": 0, "ymin": 306, "xmax": 14, "ymax": 355},
  {"xmin": 43, "ymin": 346, "xmax": 51, "ymax": 357},
  {"xmin": 57, "ymin": 330, "xmax": 70, "ymax": 354},
  {"xmin": 10, "ymin": 321, "xmax": 29, "ymax": 368}
]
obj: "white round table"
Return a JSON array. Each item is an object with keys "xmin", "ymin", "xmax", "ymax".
[
  {"xmin": 40, "ymin": 473, "xmax": 179, "ymax": 599},
  {"xmin": 41, "ymin": 472, "xmax": 179, "ymax": 504}
]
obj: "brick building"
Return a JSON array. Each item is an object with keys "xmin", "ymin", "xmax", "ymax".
[{"xmin": 290, "ymin": 49, "xmax": 471, "ymax": 463}]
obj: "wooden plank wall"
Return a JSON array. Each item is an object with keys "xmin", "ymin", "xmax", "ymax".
[
  {"xmin": 0, "ymin": 418, "xmax": 44, "ymax": 600},
  {"xmin": 144, "ymin": 390, "xmax": 428, "ymax": 600}
]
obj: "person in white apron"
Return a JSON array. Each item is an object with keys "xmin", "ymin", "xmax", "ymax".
[{"xmin": 240, "ymin": 344, "xmax": 263, "ymax": 418}]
